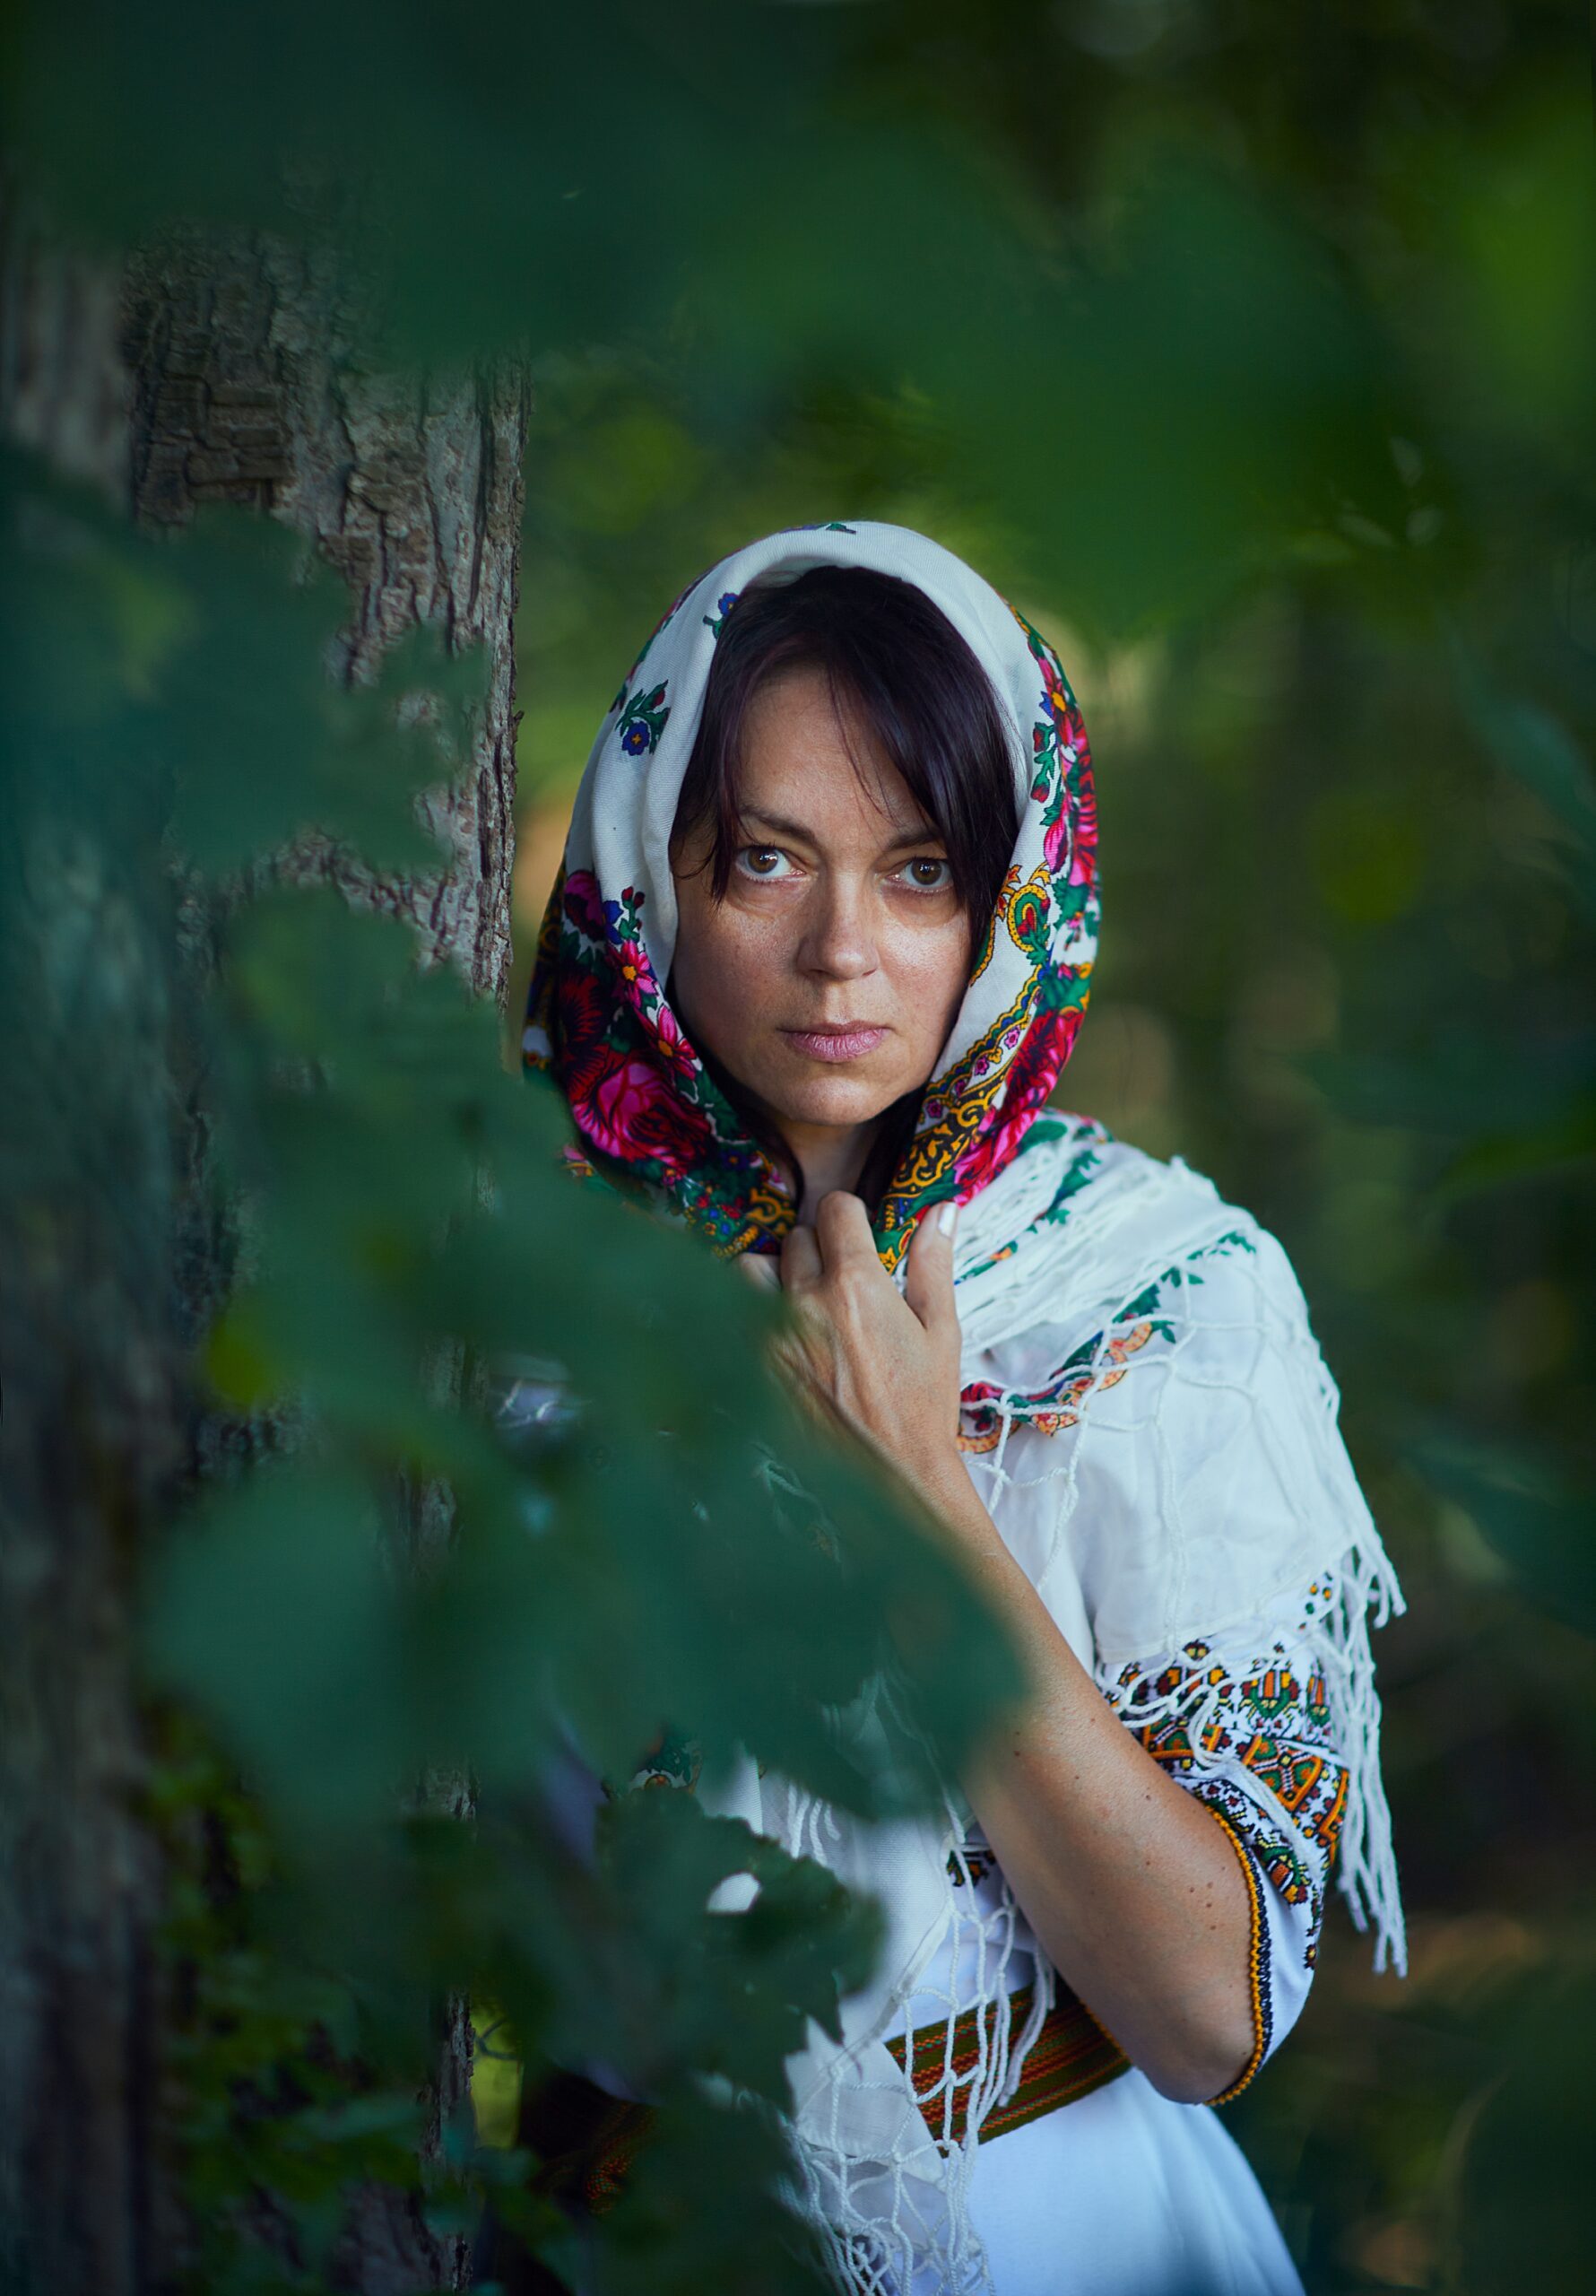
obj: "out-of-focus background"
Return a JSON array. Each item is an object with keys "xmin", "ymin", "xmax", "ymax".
[{"xmin": 4, "ymin": 4, "xmax": 1592, "ymax": 2291}]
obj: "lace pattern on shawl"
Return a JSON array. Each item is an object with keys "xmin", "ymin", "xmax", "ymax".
[
  {"xmin": 774, "ymin": 1141, "xmax": 1404, "ymax": 2293},
  {"xmin": 952, "ymin": 1137, "xmax": 1405, "ymax": 1964},
  {"xmin": 767, "ymin": 1737, "xmax": 1052, "ymax": 2295}
]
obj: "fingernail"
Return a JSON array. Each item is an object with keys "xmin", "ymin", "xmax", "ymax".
[{"xmin": 936, "ymin": 1200, "xmax": 958, "ymax": 1239}]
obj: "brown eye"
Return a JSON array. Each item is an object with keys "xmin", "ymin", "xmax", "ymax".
[
  {"xmin": 737, "ymin": 845, "xmax": 791, "ymax": 881},
  {"xmin": 900, "ymin": 856, "xmax": 952, "ymax": 891}
]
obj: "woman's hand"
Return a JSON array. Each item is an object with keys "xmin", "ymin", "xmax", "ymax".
[{"xmin": 742, "ymin": 1191, "xmax": 964, "ymax": 1509}]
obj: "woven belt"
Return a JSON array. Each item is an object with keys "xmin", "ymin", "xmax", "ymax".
[
  {"xmin": 524, "ymin": 1979, "xmax": 1129, "ymax": 2228},
  {"xmin": 520, "ymin": 2071, "xmax": 654, "ymax": 2219},
  {"xmin": 884, "ymin": 1979, "xmax": 1130, "ymax": 2148}
]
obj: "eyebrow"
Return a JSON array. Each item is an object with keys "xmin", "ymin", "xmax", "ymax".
[{"xmin": 740, "ymin": 807, "xmax": 944, "ymax": 855}]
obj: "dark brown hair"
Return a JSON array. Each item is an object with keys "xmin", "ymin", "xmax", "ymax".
[{"xmin": 669, "ymin": 564, "xmax": 1022, "ymax": 1214}]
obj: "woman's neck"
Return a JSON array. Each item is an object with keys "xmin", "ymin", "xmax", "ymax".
[{"xmin": 783, "ymin": 1117, "xmax": 880, "ymax": 1224}]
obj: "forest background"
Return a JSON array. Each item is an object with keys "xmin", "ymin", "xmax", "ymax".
[{"xmin": 2, "ymin": 4, "xmax": 1592, "ymax": 2294}]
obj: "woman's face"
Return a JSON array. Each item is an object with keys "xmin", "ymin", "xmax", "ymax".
[{"xmin": 669, "ymin": 663, "xmax": 974, "ymax": 1145}]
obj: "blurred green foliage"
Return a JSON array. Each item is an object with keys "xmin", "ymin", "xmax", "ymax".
[
  {"xmin": 6, "ymin": 0, "xmax": 1593, "ymax": 2289},
  {"xmin": 3, "ymin": 446, "xmax": 1018, "ymax": 2291}
]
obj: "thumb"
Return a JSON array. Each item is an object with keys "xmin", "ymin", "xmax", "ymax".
[
  {"xmin": 903, "ymin": 1197, "xmax": 958, "ymax": 1335},
  {"xmin": 737, "ymin": 1251, "xmax": 783, "ymax": 1292}
]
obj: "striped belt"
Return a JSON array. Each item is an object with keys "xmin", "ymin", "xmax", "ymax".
[
  {"xmin": 531, "ymin": 1981, "xmax": 1129, "ymax": 2225},
  {"xmin": 884, "ymin": 1979, "xmax": 1130, "ymax": 2148}
]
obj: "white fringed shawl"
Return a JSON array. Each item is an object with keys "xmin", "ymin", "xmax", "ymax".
[{"xmin": 735, "ymin": 1116, "xmax": 1404, "ymax": 2294}]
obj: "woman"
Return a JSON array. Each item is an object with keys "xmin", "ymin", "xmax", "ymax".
[{"xmin": 520, "ymin": 522, "xmax": 1404, "ymax": 2295}]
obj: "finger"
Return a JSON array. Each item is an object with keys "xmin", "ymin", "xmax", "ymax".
[
  {"xmin": 813, "ymin": 1189, "xmax": 883, "ymax": 1277},
  {"xmin": 903, "ymin": 1197, "xmax": 959, "ymax": 1336},
  {"xmin": 737, "ymin": 1251, "xmax": 782, "ymax": 1292},
  {"xmin": 780, "ymin": 1222, "xmax": 823, "ymax": 1293}
]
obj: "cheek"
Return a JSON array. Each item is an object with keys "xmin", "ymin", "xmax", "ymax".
[
  {"xmin": 671, "ymin": 885, "xmax": 791, "ymax": 1043},
  {"xmin": 887, "ymin": 918, "xmax": 972, "ymax": 1039}
]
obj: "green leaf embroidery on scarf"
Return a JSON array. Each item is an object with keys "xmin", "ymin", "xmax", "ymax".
[{"xmin": 616, "ymin": 679, "xmax": 671, "ymax": 757}]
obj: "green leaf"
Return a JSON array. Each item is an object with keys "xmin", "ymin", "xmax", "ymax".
[
  {"xmin": 143, "ymin": 1464, "xmax": 414, "ymax": 1821},
  {"xmin": 161, "ymin": 517, "xmax": 487, "ymax": 874}
]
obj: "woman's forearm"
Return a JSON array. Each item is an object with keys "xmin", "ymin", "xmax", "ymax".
[{"xmin": 915, "ymin": 1458, "xmax": 1257, "ymax": 2105}]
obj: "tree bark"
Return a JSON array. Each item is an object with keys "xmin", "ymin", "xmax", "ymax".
[
  {"xmin": 121, "ymin": 222, "xmax": 526, "ymax": 1002},
  {"xmin": 0, "ymin": 196, "xmax": 173, "ymax": 2296},
  {"xmin": 0, "ymin": 198, "xmax": 529, "ymax": 2296}
]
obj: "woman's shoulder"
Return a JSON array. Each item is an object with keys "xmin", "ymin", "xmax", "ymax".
[
  {"xmin": 1015, "ymin": 1109, "xmax": 1247, "ymax": 1230},
  {"xmin": 958, "ymin": 1107, "xmax": 1144, "ymax": 1261},
  {"xmin": 976, "ymin": 1107, "xmax": 1271, "ymax": 1268},
  {"xmin": 961, "ymin": 1110, "xmax": 1322, "ymax": 1357}
]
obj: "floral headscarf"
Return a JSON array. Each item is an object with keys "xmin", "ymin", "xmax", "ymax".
[{"xmin": 520, "ymin": 521, "xmax": 1098, "ymax": 1268}]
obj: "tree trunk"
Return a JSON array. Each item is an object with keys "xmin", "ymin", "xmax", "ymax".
[
  {"xmin": 0, "ymin": 198, "xmax": 174, "ymax": 2296},
  {"xmin": 0, "ymin": 200, "xmax": 529, "ymax": 2296},
  {"xmin": 121, "ymin": 224, "xmax": 526, "ymax": 1002}
]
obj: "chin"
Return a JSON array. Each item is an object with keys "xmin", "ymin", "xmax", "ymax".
[{"xmin": 763, "ymin": 1069, "xmax": 908, "ymax": 1129}]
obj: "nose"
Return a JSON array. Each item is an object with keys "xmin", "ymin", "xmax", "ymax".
[{"xmin": 797, "ymin": 872, "xmax": 879, "ymax": 984}]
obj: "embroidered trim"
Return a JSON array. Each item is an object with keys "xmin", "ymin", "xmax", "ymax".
[
  {"xmin": 1111, "ymin": 1621, "xmax": 1349, "ymax": 1952},
  {"xmin": 1200, "ymin": 1801, "xmax": 1272, "ymax": 2105},
  {"xmin": 884, "ymin": 1979, "xmax": 1130, "ymax": 2148},
  {"xmin": 1100, "ymin": 1526, "xmax": 1408, "ymax": 1983}
]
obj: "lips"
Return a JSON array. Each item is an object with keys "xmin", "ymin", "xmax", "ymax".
[{"xmin": 779, "ymin": 1024, "xmax": 888, "ymax": 1063}]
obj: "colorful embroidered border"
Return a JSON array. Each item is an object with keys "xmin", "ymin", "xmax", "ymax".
[
  {"xmin": 1113, "ymin": 1618, "xmax": 1348, "ymax": 1968},
  {"xmin": 1198, "ymin": 1800, "xmax": 1272, "ymax": 2105},
  {"xmin": 884, "ymin": 1979, "xmax": 1130, "ymax": 2149}
]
